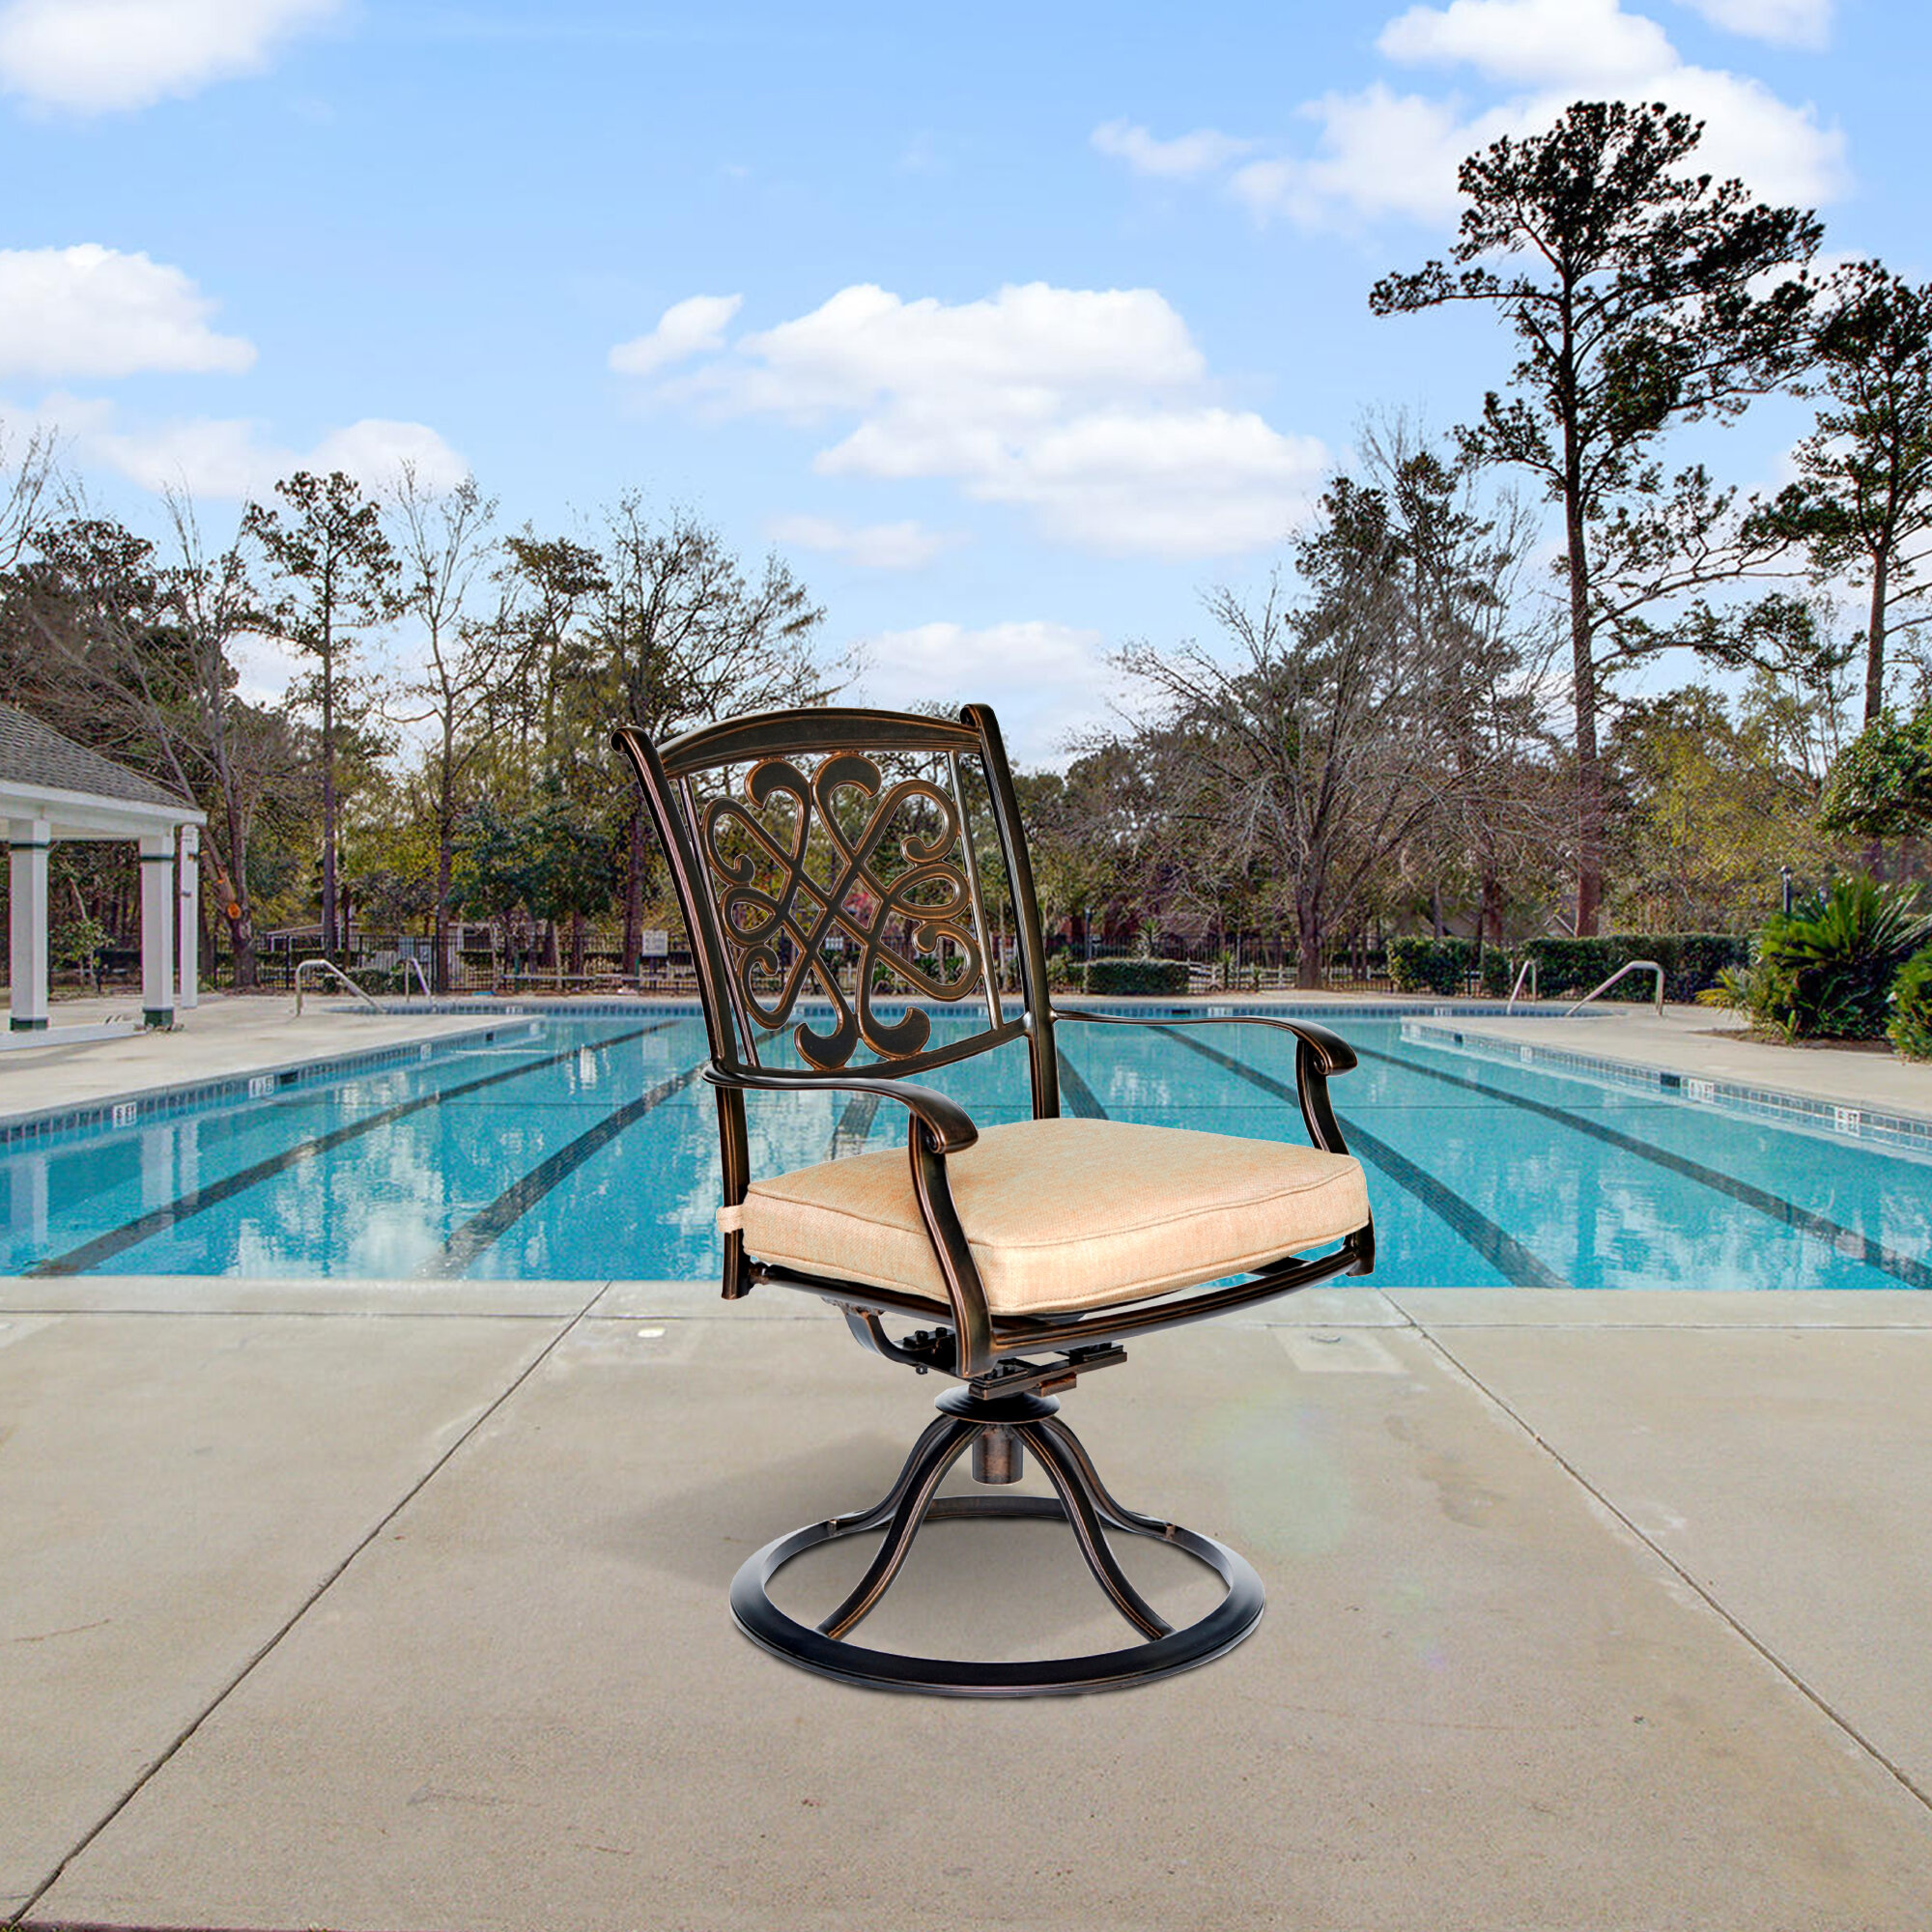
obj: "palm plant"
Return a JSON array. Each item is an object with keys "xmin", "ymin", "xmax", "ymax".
[
  {"xmin": 1725, "ymin": 876, "xmax": 1931, "ymax": 1039},
  {"xmin": 1889, "ymin": 944, "xmax": 1932, "ymax": 1061}
]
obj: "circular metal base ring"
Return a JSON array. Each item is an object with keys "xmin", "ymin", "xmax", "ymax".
[{"xmin": 729, "ymin": 1494, "xmax": 1264, "ymax": 1698}]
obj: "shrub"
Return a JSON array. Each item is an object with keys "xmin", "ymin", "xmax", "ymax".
[
  {"xmin": 1083, "ymin": 958, "xmax": 1190, "ymax": 996},
  {"xmin": 1744, "ymin": 877, "xmax": 1930, "ymax": 1040},
  {"xmin": 1478, "ymin": 949, "xmax": 1516, "ymax": 999},
  {"xmin": 1887, "ymin": 943, "xmax": 1932, "ymax": 1061},
  {"xmin": 1388, "ymin": 936, "xmax": 1473, "ymax": 995},
  {"xmin": 1524, "ymin": 933, "xmax": 1748, "ymax": 1004}
]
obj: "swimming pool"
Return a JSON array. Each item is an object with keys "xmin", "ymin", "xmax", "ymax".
[{"xmin": 4, "ymin": 1009, "xmax": 1926, "ymax": 1289}]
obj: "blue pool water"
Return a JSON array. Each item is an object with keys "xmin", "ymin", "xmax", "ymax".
[{"xmin": 3, "ymin": 1011, "xmax": 1927, "ymax": 1289}]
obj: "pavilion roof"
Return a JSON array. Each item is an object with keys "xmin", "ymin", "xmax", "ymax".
[{"xmin": 0, "ymin": 704, "xmax": 193, "ymax": 812}]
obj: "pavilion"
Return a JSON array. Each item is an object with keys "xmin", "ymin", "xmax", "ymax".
[{"xmin": 1, "ymin": 705, "xmax": 206, "ymax": 1042}]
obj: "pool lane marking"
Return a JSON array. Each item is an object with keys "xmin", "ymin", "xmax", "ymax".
[
  {"xmin": 421, "ymin": 1065, "xmax": 708, "ymax": 1276},
  {"xmin": 1151, "ymin": 1027, "xmax": 1570, "ymax": 1290},
  {"xmin": 1056, "ymin": 1049, "xmax": 1108, "ymax": 1120},
  {"xmin": 1348, "ymin": 1039, "xmax": 1932, "ymax": 1292},
  {"xmin": 26, "ymin": 1022, "xmax": 682, "ymax": 1276}
]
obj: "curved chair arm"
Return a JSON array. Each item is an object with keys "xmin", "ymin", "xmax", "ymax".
[
  {"xmin": 702, "ymin": 1064, "xmax": 979, "ymax": 1152},
  {"xmin": 1050, "ymin": 1007, "xmax": 1357, "ymax": 1157},
  {"xmin": 702, "ymin": 1064, "xmax": 997, "ymax": 1375}
]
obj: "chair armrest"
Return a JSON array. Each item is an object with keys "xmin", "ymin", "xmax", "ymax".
[
  {"xmin": 701, "ymin": 1065, "xmax": 980, "ymax": 1151},
  {"xmin": 701, "ymin": 1062, "xmax": 996, "ymax": 1373},
  {"xmin": 1049, "ymin": 1007, "xmax": 1356, "ymax": 1157},
  {"xmin": 1050, "ymin": 1006, "xmax": 1356, "ymax": 1074}
]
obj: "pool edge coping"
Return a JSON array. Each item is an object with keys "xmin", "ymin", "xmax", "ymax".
[
  {"xmin": 1399, "ymin": 1016, "xmax": 1932, "ymax": 1154},
  {"xmin": 0, "ymin": 1011, "xmax": 537, "ymax": 1149}
]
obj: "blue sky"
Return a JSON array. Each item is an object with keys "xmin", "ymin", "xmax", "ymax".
[{"xmin": 2, "ymin": 0, "xmax": 1923, "ymax": 762}]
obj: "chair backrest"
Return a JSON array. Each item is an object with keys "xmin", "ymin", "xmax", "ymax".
[{"xmin": 614, "ymin": 703, "xmax": 1062, "ymax": 1116}]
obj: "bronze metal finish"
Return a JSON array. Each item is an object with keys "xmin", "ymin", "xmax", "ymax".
[{"xmin": 612, "ymin": 701, "xmax": 1378, "ymax": 1694}]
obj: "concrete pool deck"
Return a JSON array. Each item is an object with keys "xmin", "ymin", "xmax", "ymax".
[
  {"xmin": 0, "ymin": 993, "xmax": 510, "ymax": 1132},
  {"xmin": 5, "ymin": 994, "xmax": 1931, "ymax": 1927},
  {"xmin": 3, "ymin": 1276, "xmax": 1930, "ymax": 1931}
]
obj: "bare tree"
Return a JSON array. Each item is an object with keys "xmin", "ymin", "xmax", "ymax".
[
  {"xmin": 1120, "ymin": 449, "xmax": 1557, "ymax": 984},
  {"xmin": 9, "ymin": 497, "xmax": 299, "ymax": 987},
  {"xmin": 389, "ymin": 467, "xmax": 503, "ymax": 991},
  {"xmin": 1359, "ymin": 418, "xmax": 1563, "ymax": 946},
  {"xmin": 0, "ymin": 419, "xmax": 58, "ymax": 571},
  {"xmin": 1122, "ymin": 481, "xmax": 1444, "ymax": 985}
]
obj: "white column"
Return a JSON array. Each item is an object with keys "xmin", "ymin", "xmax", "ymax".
[
  {"xmin": 8, "ymin": 817, "xmax": 50, "ymax": 1031},
  {"xmin": 177, "ymin": 824, "xmax": 200, "ymax": 1009},
  {"xmin": 138, "ymin": 832, "xmax": 176, "ymax": 1028}
]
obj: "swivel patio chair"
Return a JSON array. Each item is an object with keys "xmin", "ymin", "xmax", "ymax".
[{"xmin": 614, "ymin": 704, "xmax": 1375, "ymax": 1696}]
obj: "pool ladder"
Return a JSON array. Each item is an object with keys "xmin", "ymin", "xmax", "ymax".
[
  {"xmin": 1563, "ymin": 959, "xmax": 1665, "ymax": 1019},
  {"xmin": 293, "ymin": 957, "xmax": 383, "ymax": 1016}
]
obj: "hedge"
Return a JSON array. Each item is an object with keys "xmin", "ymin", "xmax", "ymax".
[
  {"xmin": 1083, "ymin": 958, "xmax": 1191, "ymax": 995},
  {"xmin": 1388, "ymin": 936, "xmax": 1474, "ymax": 995},
  {"xmin": 1522, "ymin": 933, "xmax": 1748, "ymax": 1003}
]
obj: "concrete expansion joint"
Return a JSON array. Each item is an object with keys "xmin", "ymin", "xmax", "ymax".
[
  {"xmin": 14, "ymin": 1286, "xmax": 605, "ymax": 1923},
  {"xmin": 1409, "ymin": 1322, "xmax": 1932, "ymax": 1823}
]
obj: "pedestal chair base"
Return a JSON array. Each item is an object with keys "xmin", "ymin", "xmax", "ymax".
[{"xmin": 728, "ymin": 1388, "xmax": 1265, "ymax": 1698}]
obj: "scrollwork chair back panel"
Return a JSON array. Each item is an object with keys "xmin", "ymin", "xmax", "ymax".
[{"xmin": 692, "ymin": 748, "xmax": 994, "ymax": 1069}]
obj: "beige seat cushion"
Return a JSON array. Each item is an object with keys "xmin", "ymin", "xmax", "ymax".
[{"xmin": 730, "ymin": 1117, "xmax": 1369, "ymax": 1318}]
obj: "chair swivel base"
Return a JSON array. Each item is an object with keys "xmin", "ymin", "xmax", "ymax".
[{"xmin": 727, "ymin": 1390, "xmax": 1265, "ymax": 1698}]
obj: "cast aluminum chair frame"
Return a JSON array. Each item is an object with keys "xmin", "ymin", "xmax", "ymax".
[{"xmin": 614, "ymin": 703, "xmax": 1375, "ymax": 1697}]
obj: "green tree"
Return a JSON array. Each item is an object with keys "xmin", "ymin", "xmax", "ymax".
[
  {"xmin": 1370, "ymin": 99, "xmax": 1822, "ymax": 934},
  {"xmin": 245, "ymin": 470, "xmax": 398, "ymax": 957},
  {"xmin": 1608, "ymin": 682, "xmax": 1837, "ymax": 929},
  {"xmin": 1747, "ymin": 261, "xmax": 1932, "ymax": 724},
  {"xmin": 454, "ymin": 787, "xmax": 614, "ymax": 979},
  {"xmin": 1820, "ymin": 701, "xmax": 1932, "ymax": 840},
  {"xmin": 497, "ymin": 529, "xmax": 609, "ymax": 770},
  {"xmin": 591, "ymin": 502, "xmax": 830, "ymax": 972}
]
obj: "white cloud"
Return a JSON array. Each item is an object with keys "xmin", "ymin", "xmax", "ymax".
[
  {"xmin": 722, "ymin": 282, "xmax": 1206, "ymax": 418},
  {"xmin": 1674, "ymin": 0, "xmax": 1831, "ymax": 49},
  {"xmin": 1161, "ymin": 0, "xmax": 1847, "ymax": 232},
  {"xmin": 23, "ymin": 392, "xmax": 466, "ymax": 499},
  {"xmin": 1233, "ymin": 85, "xmax": 1520, "ymax": 227},
  {"xmin": 854, "ymin": 620, "xmax": 1109, "ymax": 765},
  {"xmin": 609, "ymin": 293, "xmax": 743, "ymax": 377},
  {"xmin": 92, "ymin": 413, "xmax": 286, "ymax": 497},
  {"xmin": 766, "ymin": 515, "xmax": 958, "ymax": 571},
  {"xmin": 1091, "ymin": 120, "xmax": 1254, "ymax": 181},
  {"xmin": 308, "ymin": 418, "xmax": 469, "ymax": 494},
  {"xmin": 1379, "ymin": 0, "xmax": 1674, "ymax": 87},
  {"xmin": 0, "ymin": 0, "xmax": 339, "ymax": 112},
  {"xmin": 679, "ymin": 282, "xmax": 1322, "ymax": 558},
  {"xmin": 819, "ymin": 404, "xmax": 1325, "ymax": 556},
  {"xmin": 0, "ymin": 245, "xmax": 254, "ymax": 379}
]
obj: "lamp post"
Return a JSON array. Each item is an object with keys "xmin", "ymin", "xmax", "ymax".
[{"xmin": 1780, "ymin": 866, "xmax": 1793, "ymax": 916}]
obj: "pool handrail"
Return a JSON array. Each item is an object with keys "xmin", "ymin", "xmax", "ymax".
[
  {"xmin": 400, "ymin": 955, "xmax": 432, "ymax": 1000},
  {"xmin": 1563, "ymin": 958, "xmax": 1664, "ymax": 1019},
  {"xmin": 294, "ymin": 956, "xmax": 384, "ymax": 1016},
  {"xmin": 1505, "ymin": 957, "xmax": 1538, "ymax": 1011}
]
